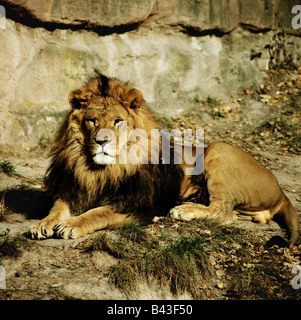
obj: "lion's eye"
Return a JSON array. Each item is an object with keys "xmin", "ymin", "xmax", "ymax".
[{"xmin": 114, "ymin": 119, "xmax": 124, "ymax": 126}]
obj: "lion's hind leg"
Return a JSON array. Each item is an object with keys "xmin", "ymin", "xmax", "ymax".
[
  {"xmin": 235, "ymin": 209, "xmax": 271, "ymax": 224},
  {"xmin": 29, "ymin": 199, "xmax": 70, "ymax": 239},
  {"xmin": 169, "ymin": 201, "xmax": 237, "ymax": 224}
]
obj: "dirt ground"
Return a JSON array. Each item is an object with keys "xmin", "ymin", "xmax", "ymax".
[{"xmin": 0, "ymin": 66, "xmax": 300, "ymax": 300}]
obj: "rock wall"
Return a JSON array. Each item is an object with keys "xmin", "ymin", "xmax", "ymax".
[{"xmin": 0, "ymin": 0, "xmax": 300, "ymax": 146}]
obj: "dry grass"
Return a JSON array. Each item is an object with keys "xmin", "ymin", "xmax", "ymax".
[
  {"xmin": 85, "ymin": 221, "xmax": 212, "ymax": 298},
  {"xmin": 82, "ymin": 217, "xmax": 301, "ymax": 300},
  {"xmin": 253, "ymin": 116, "xmax": 301, "ymax": 154}
]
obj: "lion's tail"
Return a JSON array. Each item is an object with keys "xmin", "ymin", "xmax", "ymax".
[{"xmin": 273, "ymin": 195, "xmax": 300, "ymax": 243}]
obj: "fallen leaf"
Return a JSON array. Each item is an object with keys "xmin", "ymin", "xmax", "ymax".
[
  {"xmin": 217, "ymin": 282, "xmax": 224, "ymax": 289},
  {"xmin": 206, "ymin": 290, "xmax": 212, "ymax": 297}
]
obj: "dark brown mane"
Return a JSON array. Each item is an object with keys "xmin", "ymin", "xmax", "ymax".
[{"xmin": 90, "ymin": 69, "xmax": 110, "ymax": 96}]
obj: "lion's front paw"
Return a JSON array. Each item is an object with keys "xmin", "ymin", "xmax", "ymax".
[
  {"xmin": 53, "ymin": 217, "xmax": 86, "ymax": 239},
  {"xmin": 28, "ymin": 219, "xmax": 56, "ymax": 240},
  {"xmin": 169, "ymin": 205, "xmax": 197, "ymax": 221},
  {"xmin": 169, "ymin": 207, "xmax": 183, "ymax": 220}
]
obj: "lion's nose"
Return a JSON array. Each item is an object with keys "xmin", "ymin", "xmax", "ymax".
[{"xmin": 95, "ymin": 138, "xmax": 111, "ymax": 146}]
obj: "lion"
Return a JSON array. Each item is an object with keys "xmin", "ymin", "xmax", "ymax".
[{"xmin": 29, "ymin": 71, "xmax": 300, "ymax": 243}]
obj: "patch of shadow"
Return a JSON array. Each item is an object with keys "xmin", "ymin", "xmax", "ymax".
[
  {"xmin": 1, "ymin": 0, "xmax": 142, "ymax": 35},
  {"xmin": 265, "ymin": 235, "xmax": 288, "ymax": 248},
  {"xmin": 0, "ymin": 187, "xmax": 52, "ymax": 220}
]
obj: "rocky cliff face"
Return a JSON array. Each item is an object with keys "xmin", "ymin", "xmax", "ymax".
[{"xmin": 0, "ymin": 0, "xmax": 300, "ymax": 146}]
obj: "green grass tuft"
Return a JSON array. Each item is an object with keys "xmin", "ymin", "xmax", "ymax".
[
  {"xmin": 0, "ymin": 235, "xmax": 30, "ymax": 259},
  {"xmin": 0, "ymin": 160, "xmax": 21, "ymax": 177},
  {"xmin": 86, "ymin": 222, "xmax": 212, "ymax": 298}
]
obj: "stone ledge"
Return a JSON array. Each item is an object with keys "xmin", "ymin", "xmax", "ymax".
[{"xmin": 1, "ymin": 0, "xmax": 300, "ymax": 36}]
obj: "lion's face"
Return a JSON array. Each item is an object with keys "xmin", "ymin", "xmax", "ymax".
[
  {"xmin": 67, "ymin": 74, "xmax": 156, "ymax": 166},
  {"xmin": 83, "ymin": 96, "xmax": 136, "ymax": 165}
]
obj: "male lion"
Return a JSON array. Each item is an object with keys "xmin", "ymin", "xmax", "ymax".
[{"xmin": 29, "ymin": 72, "xmax": 300, "ymax": 243}]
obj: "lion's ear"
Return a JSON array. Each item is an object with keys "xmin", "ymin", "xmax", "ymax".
[
  {"xmin": 122, "ymin": 89, "xmax": 143, "ymax": 110},
  {"xmin": 68, "ymin": 89, "xmax": 94, "ymax": 109}
]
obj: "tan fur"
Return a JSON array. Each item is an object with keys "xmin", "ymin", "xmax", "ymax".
[
  {"xmin": 29, "ymin": 73, "xmax": 300, "ymax": 243},
  {"xmin": 172, "ymin": 142, "xmax": 300, "ymax": 242}
]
